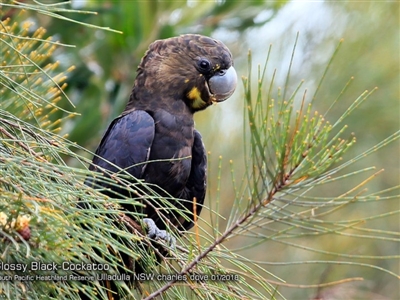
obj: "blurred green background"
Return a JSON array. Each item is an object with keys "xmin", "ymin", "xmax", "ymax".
[{"xmin": 10, "ymin": 1, "xmax": 398, "ymax": 299}]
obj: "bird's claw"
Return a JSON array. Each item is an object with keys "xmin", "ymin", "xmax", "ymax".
[{"xmin": 143, "ymin": 218, "xmax": 176, "ymax": 249}]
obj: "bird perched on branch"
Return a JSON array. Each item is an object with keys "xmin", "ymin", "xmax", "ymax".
[
  {"xmin": 87, "ymin": 34, "xmax": 236, "ymax": 237},
  {"xmin": 82, "ymin": 33, "xmax": 236, "ymax": 299}
]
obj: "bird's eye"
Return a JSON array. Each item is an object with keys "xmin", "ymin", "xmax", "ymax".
[{"xmin": 198, "ymin": 59, "xmax": 211, "ymax": 71}]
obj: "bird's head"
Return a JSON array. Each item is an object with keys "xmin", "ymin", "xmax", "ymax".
[{"xmin": 132, "ymin": 34, "xmax": 237, "ymax": 113}]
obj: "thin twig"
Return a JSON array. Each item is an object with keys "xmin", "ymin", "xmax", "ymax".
[{"xmin": 143, "ymin": 187, "xmax": 279, "ymax": 300}]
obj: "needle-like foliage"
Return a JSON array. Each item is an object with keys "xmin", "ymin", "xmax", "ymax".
[
  {"xmin": 140, "ymin": 42, "xmax": 399, "ymax": 300},
  {"xmin": 0, "ymin": 2, "xmax": 398, "ymax": 300}
]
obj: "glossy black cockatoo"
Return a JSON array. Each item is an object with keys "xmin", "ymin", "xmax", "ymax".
[{"xmin": 86, "ymin": 34, "xmax": 236, "ymax": 251}]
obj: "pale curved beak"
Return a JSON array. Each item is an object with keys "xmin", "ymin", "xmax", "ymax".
[{"xmin": 208, "ymin": 66, "xmax": 237, "ymax": 102}]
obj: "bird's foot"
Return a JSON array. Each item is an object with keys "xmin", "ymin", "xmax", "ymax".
[{"xmin": 142, "ymin": 218, "xmax": 176, "ymax": 249}]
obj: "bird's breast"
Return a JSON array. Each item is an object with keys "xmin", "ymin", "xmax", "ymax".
[{"xmin": 143, "ymin": 109, "xmax": 194, "ymax": 197}]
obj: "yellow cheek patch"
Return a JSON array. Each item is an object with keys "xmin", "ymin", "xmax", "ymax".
[
  {"xmin": 188, "ymin": 87, "xmax": 201, "ymax": 100},
  {"xmin": 187, "ymin": 87, "xmax": 207, "ymax": 109}
]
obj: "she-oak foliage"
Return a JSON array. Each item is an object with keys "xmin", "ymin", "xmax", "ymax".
[{"xmin": 0, "ymin": 2, "xmax": 399, "ymax": 300}]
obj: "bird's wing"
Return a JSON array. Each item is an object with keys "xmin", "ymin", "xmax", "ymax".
[
  {"xmin": 178, "ymin": 129, "xmax": 207, "ymax": 230},
  {"xmin": 189, "ymin": 129, "xmax": 207, "ymax": 210},
  {"xmin": 88, "ymin": 110, "xmax": 155, "ymax": 186}
]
